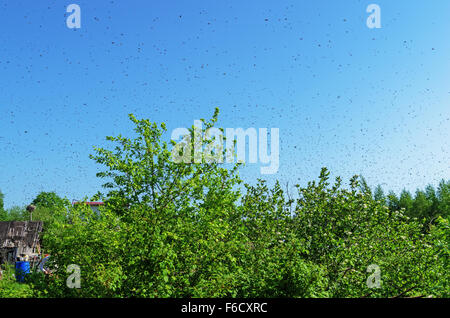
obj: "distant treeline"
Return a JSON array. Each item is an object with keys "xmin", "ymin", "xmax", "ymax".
[
  {"xmin": 360, "ymin": 177, "xmax": 450, "ymax": 228},
  {"xmin": 0, "ymin": 191, "xmax": 69, "ymax": 223}
]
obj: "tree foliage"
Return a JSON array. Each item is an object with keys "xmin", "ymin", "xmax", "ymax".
[
  {"xmin": 8, "ymin": 110, "xmax": 448, "ymax": 298},
  {"xmin": 0, "ymin": 191, "xmax": 6, "ymax": 221},
  {"xmin": 371, "ymin": 181, "xmax": 449, "ymax": 230}
]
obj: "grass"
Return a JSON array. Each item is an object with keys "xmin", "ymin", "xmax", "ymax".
[{"xmin": 0, "ymin": 264, "xmax": 34, "ymax": 298}]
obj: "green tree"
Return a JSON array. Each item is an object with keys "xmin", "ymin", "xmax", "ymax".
[
  {"xmin": 386, "ymin": 190, "xmax": 399, "ymax": 212},
  {"xmin": 290, "ymin": 169, "xmax": 442, "ymax": 297},
  {"xmin": 32, "ymin": 110, "xmax": 448, "ymax": 298},
  {"xmin": 29, "ymin": 192, "xmax": 70, "ymax": 225},
  {"xmin": 398, "ymin": 190, "xmax": 414, "ymax": 214},
  {"xmin": 36, "ymin": 110, "xmax": 330, "ymax": 297},
  {"xmin": 4, "ymin": 206, "xmax": 27, "ymax": 221},
  {"xmin": 412, "ymin": 190, "xmax": 433, "ymax": 227},
  {"xmin": 34, "ymin": 110, "xmax": 240, "ymax": 296},
  {"xmin": 428, "ymin": 216, "xmax": 450, "ymax": 296},
  {"xmin": 385, "ymin": 181, "xmax": 449, "ymax": 226},
  {"xmin": 373, "ymin": 185, "xmax": 386, "ymax": 204},
  {"xmin": 0, "ymin": 191, "xmax": 7, "ymax": 221},
  {"xmin": 32, "ymin": 191, "xmax": 67, "ymax": 210},
  {"xmin": 436, "ymin": 180, "xmax": 450, "ymax": 220}
]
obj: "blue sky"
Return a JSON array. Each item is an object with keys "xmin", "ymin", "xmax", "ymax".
[{"xmin": 1, "ymin": 0, "xmax": 449, "ymax": 208}]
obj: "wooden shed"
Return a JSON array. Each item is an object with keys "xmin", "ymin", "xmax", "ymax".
[{"xmin": 0, "ymin": 221, "xmax": 43, "ymax": 265}]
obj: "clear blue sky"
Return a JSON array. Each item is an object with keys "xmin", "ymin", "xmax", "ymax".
[{"xmin": 1, "ymin": 0, "xmax": 449, "ymax": 208}]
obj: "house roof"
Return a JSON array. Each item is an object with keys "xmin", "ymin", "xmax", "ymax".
[{"xmin": 72, "ymin": 201, "xmax": 104, "ymax": 206}]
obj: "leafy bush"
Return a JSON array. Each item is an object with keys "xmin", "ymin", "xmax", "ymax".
[
  {"xmin": 0, "ymin": 265, "xmax": 34, "ymax": 298},
  {"xmin": 26, "ymin": 110, "xmax": 449, "ymax": 298}
]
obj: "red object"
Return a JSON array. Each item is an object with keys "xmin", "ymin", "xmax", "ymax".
[{"xmin": 72, "ymin": 201, "xmax": 104, "ymax": 206}]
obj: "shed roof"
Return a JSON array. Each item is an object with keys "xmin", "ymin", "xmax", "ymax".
[{"xmin": 0, "ymin": 221, "xmax": 43, "ymax": 249}]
